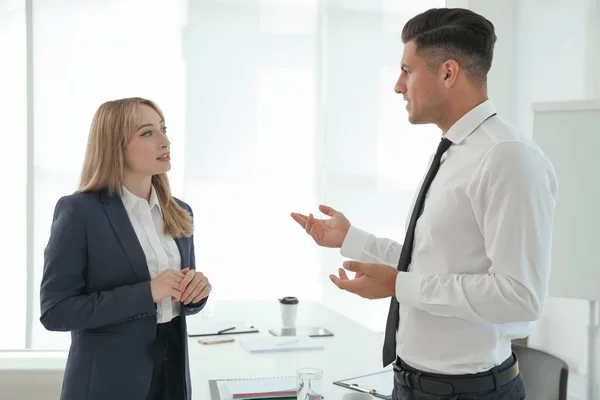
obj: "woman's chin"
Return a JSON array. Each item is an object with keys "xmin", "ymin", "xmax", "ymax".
[{"xmin": 154, "ymin": 162, "xmax": 172, "ymax": 174}]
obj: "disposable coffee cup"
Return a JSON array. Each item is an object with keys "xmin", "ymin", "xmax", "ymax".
[{"xmin": 279, "ymin": 296, "xmax": 299, "ymax": 329}]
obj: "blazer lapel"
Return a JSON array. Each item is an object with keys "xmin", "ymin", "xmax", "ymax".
[
  {"xmin": 174, "ymin": 237, "xmax": 190, "ymax": 271},
  {"xmin": 101, "ymin": 191, "xmax": 150, "ymax": 281}
]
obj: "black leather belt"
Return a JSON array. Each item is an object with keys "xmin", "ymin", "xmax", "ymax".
[{"xmin": 393, "ymin": 354, "xmax": 520, "ymax": 396}]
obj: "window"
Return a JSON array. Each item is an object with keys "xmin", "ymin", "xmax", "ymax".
[
  {"xmin": 2, "ymin": 0, "xmax": 444, "ymax": 351},
  {"xmin": 0, "ymin": 0, "xmax": 27, "ymax": 350}
]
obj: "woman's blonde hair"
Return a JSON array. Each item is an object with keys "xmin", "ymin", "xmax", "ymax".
[{"xmin": 77, "ymin": 97, "xmax": 193, "ymax": 238}]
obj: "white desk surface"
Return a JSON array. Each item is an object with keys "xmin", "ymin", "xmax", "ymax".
[
  {"xmin": 0, "ymin": 300, "xmax": 391, "ymax": 399},
  {"xmin": 188, "ymin": 299, "xmax": 390, "ymax": 399}
]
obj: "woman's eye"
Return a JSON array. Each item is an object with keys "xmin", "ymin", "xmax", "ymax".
[
  {"xmin": 162, "ymin": 127, "xmax": 167, "ymax": 134},
  {"xmin": 142, "ymin": 131, "xmax": 153, "ymax": 137}
]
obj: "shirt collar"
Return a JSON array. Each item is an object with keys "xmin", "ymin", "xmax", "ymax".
[
  {"xmin": 121, "ymin": 185, "xmax": 162, "ymax": 215},
  {"xmin": 443, "ymin": 100, "xmax": 497, "ymax": 145}
]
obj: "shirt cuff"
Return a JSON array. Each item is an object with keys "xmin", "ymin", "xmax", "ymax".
[
  {"xmin": 340, "ymin": 226, "xmax": 371, "ymax": 260},
  {"xmin": 395, "ymin": 271, "xmax": 423, "ymax": 307}
]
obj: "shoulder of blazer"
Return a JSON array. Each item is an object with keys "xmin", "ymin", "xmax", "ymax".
[
  {"xmin": 174, "ymin": 197, "xmax": 193, "ymax": 216},
  {"xmin": 54, "ymin": 190, "xmax": 105, "ymax": 212}
]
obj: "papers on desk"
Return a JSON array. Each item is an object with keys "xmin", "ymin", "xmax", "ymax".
[
  {"xmin": 222, "ymin": 376, "xmax": 296, "ymax": 399},
  {"xmin": 333, "ymin": 370, "xmax": 394, "ymax": 399},
  {"xmin": 238, "ymin": 336, "xmax": 325, "ymax": 353}
]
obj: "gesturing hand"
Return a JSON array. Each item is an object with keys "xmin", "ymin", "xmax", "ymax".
[
  {"xmin": 330, "ymin": 261, "xmax": 398, "ymax": 299},
  {"xmin": 290, "ymin": 204, "xmax": 351, "ymax": 248}
]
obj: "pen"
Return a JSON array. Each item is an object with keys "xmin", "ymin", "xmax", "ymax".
[
  {"xmin": 349, "ymin": 384, "xmax": 374, "ymax": 394},
  {"xmin": 198, "ymin": 338, "xmax": 235, "ymax": 345},
  {"xmin": 217, "ymin": 327, "xmax": 235, "ymax": 334}
]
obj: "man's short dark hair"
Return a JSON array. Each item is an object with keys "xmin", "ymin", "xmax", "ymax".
[{"xmin": 401, "ymin": 8, "xmax": 496, "ymax": 86}]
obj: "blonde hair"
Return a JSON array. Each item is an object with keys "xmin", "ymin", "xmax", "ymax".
[{"xmin": 77, "ymin": 97, "xmax": 193, "ymax": 238}]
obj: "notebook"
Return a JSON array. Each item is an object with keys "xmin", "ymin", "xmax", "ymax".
[
  {"xmin": 237, "ymin": 336, "xmax": 325, "ymax": 353},
  {"xmin": 221, "ymin": 376, "xmax": 297, "ymax": 399},
  {"xmin": 186, "ymin": 320, "xmax": 259, "ymax": 337}
]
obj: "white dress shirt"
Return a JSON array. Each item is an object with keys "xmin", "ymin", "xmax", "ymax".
[
  {"xmin": 341, "ymin": 100, "xmax": 558, "ymax": 374},
  {"xmin": 121, "ymin": 186, "xmax": 182, "ymax": 324}
]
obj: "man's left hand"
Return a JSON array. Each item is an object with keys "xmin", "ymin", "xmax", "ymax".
[{"xmin": 330, "ymin": 261, "xmax": 398, "ymax": 299}]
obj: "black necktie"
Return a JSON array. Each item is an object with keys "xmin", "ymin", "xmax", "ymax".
[{"xmin": 382, "ymin": 137, "xmax": 453, "ymax": 367}]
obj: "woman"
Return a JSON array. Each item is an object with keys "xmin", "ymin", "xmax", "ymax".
[{"xmin": 40, "ymin": 97, "xmax": 211, "ymax": 400}]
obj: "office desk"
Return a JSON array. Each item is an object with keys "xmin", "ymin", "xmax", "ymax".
[{"xmin": 188, "ymin": 300, "xmax": 390, "ymax": 399}]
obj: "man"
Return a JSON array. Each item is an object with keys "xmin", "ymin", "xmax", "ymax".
[{"xmin": 291, "ymin": 7, "xmax": 557, "ymax": 400}]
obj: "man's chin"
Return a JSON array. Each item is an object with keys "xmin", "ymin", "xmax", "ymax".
[
  {"xmin": 408, "ymin": 113, "xmax": 423, "ymax": 125},
  {"xmin": 408, "ymin": 112, "xmax": 433, "ymax": 125}
]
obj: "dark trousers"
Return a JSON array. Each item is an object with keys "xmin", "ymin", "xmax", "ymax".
[
  {"xmin": 392, "ymin": 355, "xmax": 526, "ymax": 400},
  {"xmin": 146, "ymin": 317, "xmax": 186, "ymax": 400}
]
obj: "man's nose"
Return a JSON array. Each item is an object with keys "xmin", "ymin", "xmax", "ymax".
[{"xmin": 394, "ymin": 79, "xmax": 405, "ymax": 94}]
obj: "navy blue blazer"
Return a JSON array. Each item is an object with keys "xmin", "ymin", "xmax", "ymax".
[{"xmin": 40, "ymin": 190, "xmax": 206, "ymax": 400}]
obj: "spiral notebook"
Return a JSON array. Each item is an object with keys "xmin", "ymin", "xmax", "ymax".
[{"xmin": 209, "ymin": 376, "xmax": 296, "ymax": 400}]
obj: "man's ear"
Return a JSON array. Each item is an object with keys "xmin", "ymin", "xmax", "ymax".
[{"xmin": 440, "ymin": 59, "xmax": 460, "ymax": 88}]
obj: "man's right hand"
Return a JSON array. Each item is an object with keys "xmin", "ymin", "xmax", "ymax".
[
  {"xmin": 150, "ymin": 269, "xmax": 185, "ymax": 303},
  {"xmin": 290, "ymin": 205, "xmax": 351, "ymax": 248}
]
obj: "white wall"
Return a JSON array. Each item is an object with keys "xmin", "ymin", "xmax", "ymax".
[{"xmin": 448, "ymin": 0, "xmax": 600, "ymax": 398}]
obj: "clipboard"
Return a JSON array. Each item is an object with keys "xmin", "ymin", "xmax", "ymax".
[
  {"xmin": 187, "ymin": 321, "xmax": 259, "ymax": 337},
  {"xmin": 333, "ymin": 370, "xmax": 394, "ymax": 400}
]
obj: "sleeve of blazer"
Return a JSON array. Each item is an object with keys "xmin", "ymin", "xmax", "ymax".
[
  {"xmin": 40, "ymin": 196, "xmax": 157, "ymax": 332},
  {"xmin": 182, "ymin": 204, "xmax": 208, "ymax": 316}
]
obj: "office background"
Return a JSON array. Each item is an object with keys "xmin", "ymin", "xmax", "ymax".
[{"xmin": 1, "ymin": 0, "xmax": 598, "ymax": 398}]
